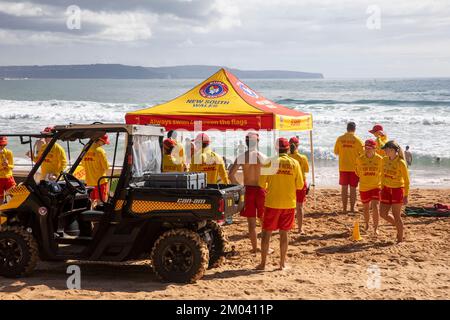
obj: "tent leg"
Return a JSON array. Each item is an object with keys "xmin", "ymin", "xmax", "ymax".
[{"xmin": 309, "ymin": 130, "xmax": 316, "ymax": 209}]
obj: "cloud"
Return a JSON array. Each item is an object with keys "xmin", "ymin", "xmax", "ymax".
[
  {"xmin": 0, "ymin": 0, "xmax": 449, "ymax": 77},
  {"xmin": 0, "ymin": 1, "xmax": 47, "ymax": 17},
  {"xmin": 0, "ymin": 0, "xmax": 243, "ymax": 44}
]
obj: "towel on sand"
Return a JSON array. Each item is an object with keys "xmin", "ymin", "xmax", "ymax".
[{"xmin": 405, "ymin": 203, "xmax": 450, "ymax": 217}]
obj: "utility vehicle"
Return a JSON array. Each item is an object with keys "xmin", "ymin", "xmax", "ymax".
[{"xmin": 0, "ymin": 124, "xmax": 244, "ymax": 283}]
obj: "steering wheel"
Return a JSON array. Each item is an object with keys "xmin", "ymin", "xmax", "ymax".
[{"xmin": 62, "ymin": 172, "xmax": 86, "ymax": 194}]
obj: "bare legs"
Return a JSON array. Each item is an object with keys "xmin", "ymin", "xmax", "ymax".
[
  {"xmin": 256, "ymin": 230, "xmax": 272, "ymax": 270},
  {"xmin": 362, "ymin": 200, "xmax": 380, "ymax": 234},
  {"xmin": 392, "ymin": 203, "xmax": 404, "ymax": 242},
  {"xmin": 296, "ymin": 203, "xmax": 304, "ymax": 234},
  {"xmin": 371, "ymin": 201, "xmax": 380, "ymax": 235},
  {"xmin": 247, "ymin": 217, "xmax": 258, "ymax": 253},
  {"xmin": 341, "ymin": 185, "xmax": 357, "ymax": 213},
  {"xmin": 379, "ymin": 203, "xmax": 396, "ymax": 225},
  {"xmin": 379, "ymin": 202, "xmax": 404, "ymax": 242},
  {"xmin": 256, "ymin": 230, "xmax": 289, "ymax": 270},
  {"xmin": 279, "ymin": 231, "xmax": 289, "ymax": 270},
  {"xmin": 341, "ymin": 185, "xmax": 348, "ymax": 213},
  {"xmin": 349, "ymin": 187, "xmax": 357, "ymax": 212},
  {"xmin": 362, "ymin": 202, "xmax": 370, "ymax": 230}
]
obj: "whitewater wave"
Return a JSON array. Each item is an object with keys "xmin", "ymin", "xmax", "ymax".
[
  {"xmin": 276, "ymin": 98, "xmax": 450, "ymax": 107},
  {"xmin": 1, "ymin": 98, "xmax": 449, "ymax": 165},
  {"xmin": 0, "ymin": 99, "xmax": 140, "ymax": 132}
]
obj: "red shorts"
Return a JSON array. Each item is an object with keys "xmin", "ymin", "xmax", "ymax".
[
  {"xmin": 339, "ymin": 171, "xmax": 359, "ymax": 187},
  {"xmin": 380, "ymin": 186, "xmax": 404, "ymax": 205},
  {"xmin": 262, "ymin": 207, "xmax": 295, "ymax": 231},
  {"xmin": 240, "ymin": 186, "xmax": 266, "ymax": 219},
  {"xmin": 360, "ymin": 188, "xmax": 380, "ymax": 204},
  {"xmin": 90, "ymin": 182, "xmax": 109, "ymax": 201},
  {"xmin": 0, "ymin": 177, "xmax": 16, "ymax": 197},
  {"xmin": 296, "ymin": 182, "xmax": 307, "ymax": 204}
]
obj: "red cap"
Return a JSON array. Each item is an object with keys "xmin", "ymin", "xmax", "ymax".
[
  {"xmin": 194, "ymin": 133, "xmax": 210, "ymax": 146},
  {"xmin": 41, "ymin": 126, "xmax": 54, "ymax": 134},
  {"xmin": 98, "ymin": 134, "xmax": 110, "ymax": 145},
  {"xmin": 369, "ymin": 124, "xmax": 383, "ymax": 134},
  {"xmin": 163, "ymin": 138, "xmax": 176, "ymax": 150},
  {"xmin": 289, "ymin": 137, "xmax": 299, "ymax": 145},
  {"xmin": 0, "ymin": 136, "xmax": 8, "ymax": 146},
  {"xmin": 276, "ymin": 137, "xmax": 290, "ymax": 151},
  {"xmin": 365, "ymin": 139, "xmax": 377, "ymax": 149}
]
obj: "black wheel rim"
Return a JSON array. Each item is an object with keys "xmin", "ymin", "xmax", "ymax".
[
  {"xmin": 161, "ymin": 242, "xmax": 194, "ymax": 273},
  {"xmin": 0, "ymin": 238, "xmax": 24, "ymax": 269}
]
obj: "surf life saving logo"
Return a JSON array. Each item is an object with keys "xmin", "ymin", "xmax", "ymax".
[
  {"xmin": 199, "ymin": 81, "xmax": 229, "ymax": 98},
  {"xmin": 237, "ymin": 81, "xmax": 259, "ymax": 98}
]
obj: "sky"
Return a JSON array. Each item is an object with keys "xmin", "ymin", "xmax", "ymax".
[{"xmin": 0, "ymin": 0, "xmax": 449, "ymax": 78}]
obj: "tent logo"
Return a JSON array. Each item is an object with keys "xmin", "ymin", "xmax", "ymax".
[
  {"xmin": 237, "ymin": 81, "xmax": 259, "ymax": 98},
  {"xmin": 199, "ymin": 81, "xmax": 228, "ymax": 98}
]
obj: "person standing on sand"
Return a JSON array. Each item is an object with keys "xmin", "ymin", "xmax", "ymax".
[
  {"xmin": 404, "ymin": 146, "xmax": 412, "ymax": 167},
  {"xmin": 257, "ymin": 138, "xmax": 304, "ymax": 271},
  {"xmin": 190, "ymin": 133, "xmax": 230, "ymax": 184},
  {"xmin": 81, "ymin": 134, "xmax": 110, "ymax": 203},
  {"xmin": 369, "ymin": 124, "xmax": 388, "ymax": 156},
  {"xmin": 28, "ymin": 126, "xmax": 67, "ymax": 181},
  {"xmin": 334, "ymin": 122, "xmax": 364, "ymax": 214},
  {"xmin": 288, "ymin": 137, "xmax": 310, "ymax": 234},
  {"xmin": 229, "ymin": 132, "xmax": 267, "ymax": 253},
  {"xmin": 355, "ymin": 139, "xmax": 383, "ymax": 235},
  {"xmin": 0, "ymin": 136, "xmax": 16, "ymax": 200},
  {"xmin": 379, "ymin": 141, "xmax": 410, "ymax": 243},
  {"xmin": 162, "ymin": 138, "xmax": 186, "ymax": 172},
  {"xmin": 167, "ymin": 130, "xmax": 186, "ymax": 170}
]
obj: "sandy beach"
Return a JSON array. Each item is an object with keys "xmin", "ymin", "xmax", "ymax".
[{"xmin": 1, "ymin": 188, "xmax": 448, "ymax": 300}]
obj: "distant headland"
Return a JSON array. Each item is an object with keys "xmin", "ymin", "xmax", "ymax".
[{"xmin": 0, "ymin": 64, "xmax": 324, "ymax": 79}]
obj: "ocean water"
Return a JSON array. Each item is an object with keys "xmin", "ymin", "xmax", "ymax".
[{"xmin": 0, "ymin": 78, "xmax": 449, "ymax": 187}]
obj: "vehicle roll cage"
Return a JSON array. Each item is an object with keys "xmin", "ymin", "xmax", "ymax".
[{"xmin": 0, "ymin": 124, "xmax": 136, "ymax": 196}]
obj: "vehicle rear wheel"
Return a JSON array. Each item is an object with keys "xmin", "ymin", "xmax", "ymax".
[
  {"xmin": 206, "ymin": 221, "xmax": 229, "ymax": 269},
  {"xmin": 0, "ymin": 226, "xmax": 38, "ymax": 278},
  {"xmin": 151, "ymin": 229, "xmax": 209, "ymax": 283}
]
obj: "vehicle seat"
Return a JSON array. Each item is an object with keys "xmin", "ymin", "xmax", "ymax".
[{"xmin": 80, "ymin": 210, "xmax": 105, "ymax": 222}]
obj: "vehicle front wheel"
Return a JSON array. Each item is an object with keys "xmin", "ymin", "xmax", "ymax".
[
  {"xmin": 151, "ymin": 229, "xmax": 209, "ymax": 283},
  {"xmin": 0, "ymin": 226, "xmax": 38, "ymax": 277}
]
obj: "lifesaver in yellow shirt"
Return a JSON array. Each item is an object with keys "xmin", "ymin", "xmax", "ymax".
[{"xmin": 73, "ymin": 165, "xmax": 86, "ymax": 181}]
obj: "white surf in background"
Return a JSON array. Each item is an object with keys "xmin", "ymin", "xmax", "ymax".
[{"xmin": 0, "ymin": 78, "xmax": 449, "ymax": 187}]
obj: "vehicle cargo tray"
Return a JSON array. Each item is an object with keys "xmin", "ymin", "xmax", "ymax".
[{"xmin": 143, "ymin": 172, "xmax": 206, "ymax": 189}]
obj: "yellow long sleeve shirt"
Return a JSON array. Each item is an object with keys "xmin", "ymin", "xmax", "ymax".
[
  {"xmin": 289, "ymin": 150, "xmax": 309, "ymax": 183},
  {"xmin": 81, "ymin": 143, "xmax": 110, "ymax": 186},
  {"xmin": 190, "ymin": 147, "xmax": 230, "ymax": 184},
  {"xmin": 162, "ymin": 154, "xmax": 185, "ymax": 173},
  {"xmin": 259, "ymin": 154, "xmax": 304, "ymax": 209},
  {"xmin": 376, "ymin": 134, "xmax": 388, "ymax": 156},
  {"xmin": 355, "ymin": 153, "xmax": 383, "ymax": 192},
  {"xmin": 172, "ymin": 141, "xmax": 186, "ymax": 167},
  {"xmin": 381, "ymin": 156, "xmax": 410, "ymax": 196},
  {"xmin": 334, "ymin": 132, "xmax": 364, "ymax": 172},
  {"xmin": 0, "ymin": 148, "xmax": 14, "ymax": 178},
  {"xmin": 36, "ymin": 143, "xmax": 67, "ymax": 177}
]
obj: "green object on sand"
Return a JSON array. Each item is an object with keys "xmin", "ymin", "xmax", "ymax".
[{"xmin": 405, "ymin": 206, "xmax": 450, "ymax": 217}]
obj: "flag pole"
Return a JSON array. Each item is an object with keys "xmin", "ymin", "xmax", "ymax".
[{"xmin": 309, "ymin": 129, "xmax": 316, "ymax": 208}]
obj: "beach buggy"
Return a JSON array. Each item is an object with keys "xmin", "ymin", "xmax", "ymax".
[{"xmin": 0, "ymin": 123, "xmax": 244, "ymax": 283}]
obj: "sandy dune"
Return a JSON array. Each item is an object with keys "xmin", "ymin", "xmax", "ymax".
[{"xmin": 1, "ymin": 188, "xmax": 449, "ymax": 300}]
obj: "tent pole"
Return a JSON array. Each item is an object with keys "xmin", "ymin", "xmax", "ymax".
[{"xmin": 309, "ymin": 130, "xmax": 316, "ymax": 209}]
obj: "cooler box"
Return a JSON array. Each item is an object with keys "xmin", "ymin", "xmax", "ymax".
[{"xmin": 143, "ymin": 172, "xmax": 206, "ymax": 189}]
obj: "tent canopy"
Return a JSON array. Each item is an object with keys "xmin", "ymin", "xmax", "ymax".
[{"xmin": 125, "ymin": 68, "xmax": 313, "ymax": 131}]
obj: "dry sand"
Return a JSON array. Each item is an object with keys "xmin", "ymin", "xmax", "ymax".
[{"xmin": 1, "ymin": 188, "xmax": 449, "ymax": 300}]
